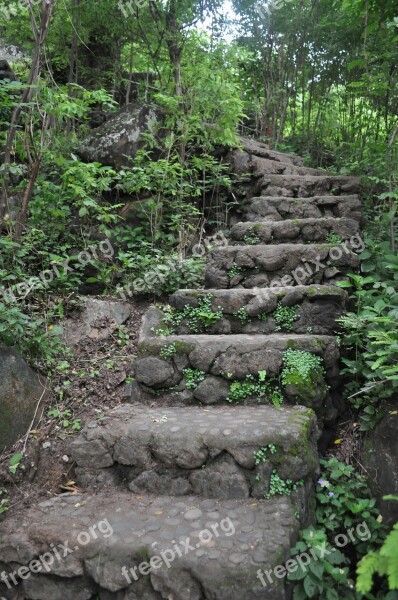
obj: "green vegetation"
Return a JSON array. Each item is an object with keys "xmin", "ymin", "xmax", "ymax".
[
  {"xmin": 233, "ymin": 307, "xmax": 250, "ymax": 324},
  {"xmin": 326, "ymin": 232, "xmax": 344, "ymax": 245},
  {"xmin": 281, "ymin": 350, "xmax": 327, "ymax": 401},
  {"xmin": 183, "ymin": 368, "xmax": 206, "ymax": 390},
  {"xmin": 272, "ymin": 304, "xmax": 300, "ymax": 332},
  {"xmin": 357, "ymin": 498, "xmax": 398, "ymax": 595},
  {"xmin": 159, "ymin": 343, "xmax": 177, "ymax": 359},
  {"xmin": 243, "ymin": 234, "xmax": 261, "ymax": 245},
  {"xmin": 254, "ymin": 444, "xmax": 277, "ymax": 465},
  {"xmin": 227, "ymin": 370, "xmax": 283, "ymax": 408},
  {"xmin": 289, "ymin": 457, "xmax": 387, "ymax": 599},
  {"xmin": 228, "ymin": 263, "xmax": 243, "ymax": 278},
  {"xmin": 265, "ymin": 469, "xmax": 303, "ymax": 500},
  {"xmin": 162, "ymin": 294, "xmax": 223, "ymax": 334}
]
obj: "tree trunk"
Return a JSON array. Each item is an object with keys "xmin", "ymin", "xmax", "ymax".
[{"xmin": 0, "ymin": 0, "xmax": 54, "ymax": 235}]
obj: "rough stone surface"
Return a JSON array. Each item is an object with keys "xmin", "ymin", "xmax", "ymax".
[
  {"xmin": 71, "ymin": 404, "xmax": 319, "ymax": 498},
  {"xmin": 77, "ymin": 102, "xmax": 163, "ymax": 168},
  {"xmin": 238, "ymin": 195, "xmax": 363, "ymax": 224},
  {"xmin": 258, "ymin": 174, "xmax": 360, "ymax": 198},
  {"xmin": 362, "ymin": 405, "xmax": 398, "ymax": 525},
  {"xmin": 0, "ymin": 345, "xmax": 48, "ymax": 450},
  {"xmin": 205, "ymin": 243, "xmax": 360, "ymax": 289},
  {"xmin": 0, "ymin": 491, "xmax": 302, "ymax": 600},
  {"xmin": 167, "ymin": 286, "xmax": 347, "ymax": 335},
  {"xmin": 63, "ymin": 298, "xmax": 131, "ymax": 347},
  {"xmin": 231, "ymin": 217, "xmax": 360, "ymax": 244}
]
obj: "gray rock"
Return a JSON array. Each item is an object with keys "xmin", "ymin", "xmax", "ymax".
[
  {"xmin": 78, "ymin": 102, "xmax": 163, "ymax": 168},
  {"xmin": 193, "ymin": 376, "xmax": 230, "ymax": 404},
  {"xmin": 63, "ymin": 297, "xmax": 131, "ymax": 347},
  {"xmin": 0, "ymin": 345, "xmax": 48, "ymax": 450},
  {"xmin": 134, "ymin": 356, "xmax": 176, "ymax": 389}
]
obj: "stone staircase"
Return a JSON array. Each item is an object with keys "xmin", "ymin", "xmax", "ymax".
[{"xmin": 0, "ymin": 139, "xmax": 362, "ymax": 600}]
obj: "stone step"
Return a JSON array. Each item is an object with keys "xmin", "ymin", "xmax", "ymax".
[
  {"xmin": 250, "ymin": 155, "xmax": 324, "ymax": 177},
  {"xmin": 70, "ymin": 404, "xmax": 318, "ymax": 501},
  {"xmin": 205, "ymin": 243, "xmax": 360, "ymax": 289},
  {"xmin": 230, "ymin": 217, "xmax": 360, "ymax": 245},
  {"xmin": 133, "ymin": 333, "xmax": 340, "ymax": 420},
  {"xmin": 150, "ymin": 285, "xmax": 347, "ymax": 336},
  {"xmin": 238, "ymin": 195, "xmax": 362, "ymax": 223},
  {"xmin": 239, "ymin": 135, "xmax": 305, "ymax": 166},
  {"xmin": 0, "ymin": 491, "xmax": 305, "ymax": 600},
  {"xmin": 257, "ymin": 174, "xmax": 360, "ymax": 197}
]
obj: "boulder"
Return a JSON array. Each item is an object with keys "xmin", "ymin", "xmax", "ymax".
[
  {"xmin": 63, "ymin": 297, "xmax": 131, "ymax": 347},
  {"xmin": 363, "ymin": 405, "xmax": 398, "ymax": 525},
  {"xmin": 0, "ymin": 346, "xmax": 48, "ymax": 450},
  {"xmin": 77, "ymin": 102, "xmax": 164, "ymax": 168}
]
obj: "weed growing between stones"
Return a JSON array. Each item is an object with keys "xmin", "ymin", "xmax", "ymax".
[
  {"xmin": 326, "ymin": 232, "xmax": 343, "ymax": 245},
  {"xmin": 159, "ymin": 343, "xmax": 177, "ymax": 358},
  {"xmin": 272, "ymin": 304, "xmax": 300, "ymax": 332},
  {"xmin": 243, "ymin": 234, "xmax": 261, "ymax": 245},
  {"xmin": 227, "ymin": 371, "xmax": 283, "ymax": 408},
  {"xmin": 281, "ymin": 349, "xmax": 328, "ymax": 401},
  {"xmin": 228, "ymin": 263, "xmax": 243, "ymax": 278},
  {"xmin": 265, "ymin": 469, "xmax": 304, "ymax": 499},
  {"xmin": 159, "ymin": 294, "xmax": 223, "ymax": 334},
  {"xmin": 233, "ymin": 307, "xmax": 250, "ymax": 324},
  {"xmin": 254, "ymin": 444, "xmax": 278, "ymax": 464},
  {"xmin": 183, "ymin": 368, "xmax": 206, "ymax": 389}
]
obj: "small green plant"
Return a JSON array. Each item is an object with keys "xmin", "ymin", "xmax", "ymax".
[
  {"xmin": 159, "ymin": 343, "xmax": 177, "ymax": 358},
  {"xmin": 265, "ymin": 469, "xmax": 303, "ymax": 499},
  {"xmin": 9, "ymin": 453, "xmax": 23, "ymax": 474},
  {"xmin": 227, "ymin": 371, "xmax": 283, "ymax": 408},
  {"xmin": 281, "ymin": 349, "xmax": 327, "ymax": 401},
  {"xmin": 315, "ymin": 457, "xmax": 385, "ymax": 552},
  {"xmin": 288, "ymin": 527, "xmax": 351, "ymax": 599},
  {"xmin": 243, "ymin": 234, "xmax": 261, "ymax": 245},
  {"xmin": 326, "ymin": 232, "xmax": 343, "ymax": 244},
  {"xmin": 228, "ymin": 263, "xmax": 243, "ymax": 278},
  {"xmin": 254, "ymin": 444, "xmax": 277, "ymax": 465},
  {"xmin": 273, "ymin": 304, "xmax": 300, "ymax": 332},
  {"xmin": 114, "ymin": 324, "xmax": 130, "ymax": 347},
  {"xmin": 183, "ymin": 368, "xmax": 206, "ymax": 389},
  {"xmin": 48, "ymin": 408, "xmax": 82, "ymax": 431},
  {"xmin": 0, "ymin": 488, "xmax": 9, "ymax": 514},
  {"xmin": 163, "ymin": 294, "xmax": 223, "ymax": 333},
  {"xmin": 234, "ymin": 307, "xmax": 250, "ymax": 324}
]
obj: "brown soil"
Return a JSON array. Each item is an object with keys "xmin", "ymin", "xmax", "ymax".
[{"xmin": 0, "ymin": 296, "xmax": 150, "ymax": 518}]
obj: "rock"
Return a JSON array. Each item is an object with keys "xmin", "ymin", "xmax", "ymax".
[
  {"xmin": 362, "ymin": 405, "xmax": 398, "ymax": 525},
  {"xmin": 193, "ymin": 376, "xmax": 230, "ymax": 404},
  {"xmin": 190, "ymin": 454, "xmax": 250, "ymax": 499},
  {"xmin": 0, "ymin": 345, "xmax": 48, "ymax": 450},
  {"xmin": 134, "ymin": 356, "xmax": 177, "ymax": 389},
  {"xmin": 77, "ymin": 102, "xmax": 164, "ymax": 168},
  {"xmin": 63, "ymin": 297, "xmax": 131, "ymax": 347},
  {"xmin": 0, "ymin": 59, "xmax": 15, "ymax": 81}
]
